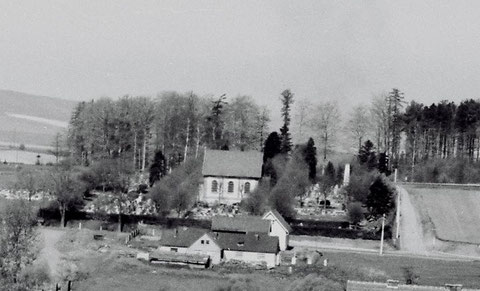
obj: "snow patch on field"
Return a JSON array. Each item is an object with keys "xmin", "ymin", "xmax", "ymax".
[{"xmin": 5, "ymin": 112, "xmax": 68, "ymax": 128}]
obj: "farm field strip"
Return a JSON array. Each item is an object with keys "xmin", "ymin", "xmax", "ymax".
[{"xmin": 405, "ymin": 186, "xmax": 480, "ymax": 244}]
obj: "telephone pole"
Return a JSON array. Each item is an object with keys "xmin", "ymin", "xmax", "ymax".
[{"xmin": 380, "ymin": 213, "xmax": 386, "ymax": 255}]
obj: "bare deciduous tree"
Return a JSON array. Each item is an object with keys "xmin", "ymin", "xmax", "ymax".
[
  {"xmin": 294, "ymin": 98, "xmax": 313, "ymax": 143},
  {"xmin": 346, "ymin": 104, "xmax": 371, "ymax": 152},
  {"xmin": 309, "ymin": 101, "xmax": 341, "ymax": 161}
]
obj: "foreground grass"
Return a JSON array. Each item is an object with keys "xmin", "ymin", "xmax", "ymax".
[{"xmin": 324, "ymin": 250, "xmax": 480, "ymax": 288}]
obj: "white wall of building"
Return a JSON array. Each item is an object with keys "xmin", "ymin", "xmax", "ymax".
[
  {"xmin": 202, "ymin": 176, "xmax": 259, "ymax": 205},
  {"xmin": 223, "ymin": 250, "xmax": 278, "ymax": 268},
  {"xmin": 158, "ymin": 246, "xmax": 188, "ymax": 253},
  {"xmin": 263, "ymin": 212, "xmax": 289, "ymax": 251},
  {"xmin": 158, "ymin": 235, "xmax": 222, "ymax": 265},
  {"xmin": 187, "ymin": 234, "xmax": 222, "ymax": 264}
]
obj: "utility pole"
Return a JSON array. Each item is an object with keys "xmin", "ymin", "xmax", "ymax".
[
  {"xmin": 380, "ymin": 213, "xmax": 386, "ymax": 255},
  {"xmin": 395, "ymin": 189, "xmax": 400, "ymax": 241}
]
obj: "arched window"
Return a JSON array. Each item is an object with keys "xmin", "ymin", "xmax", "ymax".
[
  {"xmin": 211, "ymin": 180, "xmax": 218, "ymax": 192},
  {"xmin": 244, "ymin": 182, "xmax": 251, "ymax": 193},
  {"xmin": 228, "ymin": 181, "xmax": 234, "ymax": 193}
]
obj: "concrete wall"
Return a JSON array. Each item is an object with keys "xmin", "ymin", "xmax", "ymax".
[
  {"xmin": 202, "ymin": 176, "xmax": 259, "ymax": 205},
  {"xmin": 224, "ymin": 250, "xmax": 278, "ymax": 268}
]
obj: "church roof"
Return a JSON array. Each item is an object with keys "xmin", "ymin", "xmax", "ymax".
[{"xmin": 202, "ymin": 149, "xmax": 262, "ymax": 178}]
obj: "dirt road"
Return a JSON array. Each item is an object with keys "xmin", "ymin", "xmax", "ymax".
[
  {"xmin": 39, "ymin": 228, "xmax": 65, "ymax": 280},
  {"xmin": 398, "ymin": 186, "xmax": 427, "ymax": 254}
]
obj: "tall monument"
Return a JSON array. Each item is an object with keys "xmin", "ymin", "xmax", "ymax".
[{"xmin": 343, "ymin": 163, "xmax": 350, "ymax": 186}]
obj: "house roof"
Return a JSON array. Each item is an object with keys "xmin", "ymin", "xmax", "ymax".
[
  {"xmin": 159, "ymin": 227, "xmax": 208, "ymax": 248},
  {"xmin": 346, "ymin": 281, "xmax": 479, "ymax": 291},
  {"xmin": 263, "ymin": 209, "xmax": 292, "ymax": 233},
  {"xmin": 211, "ymin": 216, "xmax": 271, "ymax": 233},
  {"xmin": 158, "ymin": 226, "xmax": 279, "ymax": 254},
  {"xmin": 202, "ymin": 149, "xmax": 263, "ymax": 178},
  {"xmin": 214, "ymin": 232, "xmax": 279, "ymax": 254}
]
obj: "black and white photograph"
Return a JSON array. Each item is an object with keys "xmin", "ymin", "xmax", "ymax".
[{"xmin": 1, "ymin": 1, "xmax": 480, "ymax": 290}]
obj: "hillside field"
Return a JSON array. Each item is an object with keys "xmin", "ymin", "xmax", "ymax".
[
  {"xmin": 404, "ymin": 185, "xmax": 480, "ymax": 244},
  {"xmin": 0, "ymin": 149, "xmax": 57, "ymax": 165},
  {"xmin": 0, "ymin": 89, "xmax": 75, "ymax": 147}
]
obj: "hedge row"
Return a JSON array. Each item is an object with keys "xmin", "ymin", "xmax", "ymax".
[
  {"xmin": 287, "ymin": 218, "xmax": 350, "ymax": 229},
  {"xmin": 37, "ymin": 208, "xmax": 211, "ymax": 230},
  {"xmin": 291, "ymin": 225, "xmax": 391, "ymax": 240},
  {"xmin": 38, "ymin": 208, "xmax": 389, "ymax": 240}
]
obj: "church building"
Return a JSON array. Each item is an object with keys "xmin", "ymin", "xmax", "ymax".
[{"xmin": 199, "ymin": 149, "xmax": 263, "ymax": 205}]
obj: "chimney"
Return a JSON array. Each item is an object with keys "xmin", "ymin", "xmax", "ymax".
[
  {"xmin": 174, "ymin": 228, "xmax": 178, "ymax": 238},
  {"xmin": 445, "ymin": 284, "xmax": 463, "ymax": 291},
  {"xmin": 254, "ymin": 234, "xmax": 260, "ymax": 241},
  {"xmin": 386, "ymin": 280, "xmax": 399, "ymax": 289}
]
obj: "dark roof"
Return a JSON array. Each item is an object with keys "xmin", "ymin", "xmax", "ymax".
[
  {"xmin": 211, "ymin": 216, "xmax": 271, "ymax": 233},
  {"xmin": 264, "ymin": 209, "xmax": 292, "ymax": 233},
  {"xmin": 157, "ymin": 226, "xmax": 278, "ymax": 254},
  {"xmin": 347, "ymin": 281, "xmax": 479, "ymax": 291},
  {"xmin": 202, "ymin": 150, "xmax": 262, "ymax": 178},
  {"xmin": 159, "ymin": 228, "xmax": 207, "ymax": 248},
  {"xmin": 214, "ymin": 232, "xmax": 279, "ymax": 253}
]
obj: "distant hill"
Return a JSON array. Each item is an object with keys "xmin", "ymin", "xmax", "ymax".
[{"xmin": 0, "ymin": 90, "xmax": 77, "ymax": 147}]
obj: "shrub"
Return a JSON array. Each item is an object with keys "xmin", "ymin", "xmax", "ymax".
[
  {"xmin": 240, "ymin": 179, "xmax": 270, "ymax": 215},
  {"xmin": 345, "ymin": 168, "xmax": 379, "ymax": 203},
  {"xmin": 409, "ymin": 158, "xmax": 480, "ymax": 184},
  {"xmin": 287, "ymin": 274, "xmax": 343, "ymax": 291},
  {"xmin": 347, "ymin": 202, "xmax": 364, "ymax": 225},
  {"xmin": 18, "ymin": 262, "xmax": 51, "ymax": 290},
  {"xmin": 216, "ymin": 276, "xmax": 262, "ymax": 291}
]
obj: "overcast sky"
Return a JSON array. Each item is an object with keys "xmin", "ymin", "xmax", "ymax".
[{"xmin": 1, "ymin": 0, "xmax": 480, "ymax": 113}]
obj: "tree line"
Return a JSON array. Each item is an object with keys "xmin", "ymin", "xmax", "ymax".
[{"xmin": 67, "ymin": 92, "xmax": 270, "ymax": 170}]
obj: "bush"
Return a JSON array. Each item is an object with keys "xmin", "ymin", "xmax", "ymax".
[
  {"xmin": 288, "ymin": 274, "xmax": 343, "ymax": 291},
  {"xmin": 345, "ymin": 166, "xmax": 380, "ymax": 203},
  {"xmin": 240, "ymin": 179, "xmax": 270, "ymax": 215},
  {"xmin": 18, "ymin": 263, "xmax": 51, "ymax": 290},
  {"xmin": 216, "ymin": 276, "xmax": 262, "ymax": 291},
  {"xmin": 408, "ymin": 158, "xmax": 480, "ymax": 184},
  {"xmin": 347, "ymin": 202, "xmax": 364, "ymax": 225}
]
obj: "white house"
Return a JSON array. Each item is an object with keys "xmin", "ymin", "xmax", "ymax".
[
  {"xmin": 199, "ymin": 149, "xmax": 263, "ymax": 205},
  {"xmin": 157, "ymin": 227, "xmax": 280, "ymax": 267},
  {"xmin": 157, "ymin": 228, "xmax": 222, "ymax": 264},
  {"xmin": 262, "ymin": 209, "xmax": 292, "ymax": 251},
  {"xmin": 216, "ymin": 232, "xmax": 280, "ymax": 268},
  {"xmin": 211, "ymin": 210, "xmax": 292, "ymax": 251}
]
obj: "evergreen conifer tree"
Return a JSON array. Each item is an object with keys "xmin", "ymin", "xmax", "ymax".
[
  {"xmin": 262, "ymin": 131, "xmax": 281, "ymax": 180},
  {"xmin": 303, "ymin": 137, "xmax": 317, "ymax": 182},
  {"xmin": 279, "ymin": 89, "xmax": 294, "ymax": 154},
  {"xmin": 149, "ymin": 150, "xmax": 167, "ymax": 186}
]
